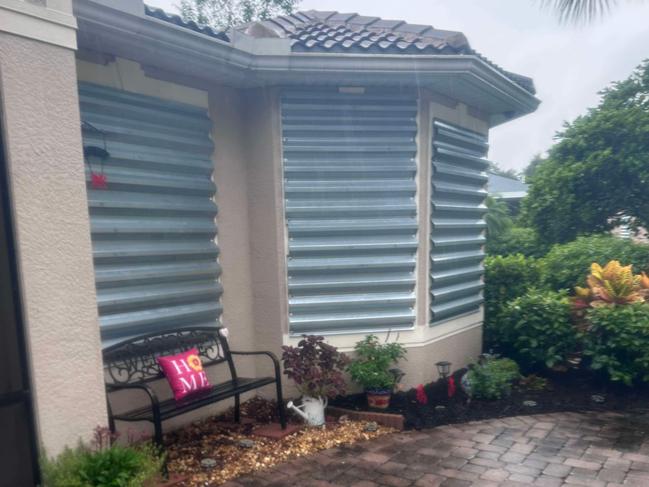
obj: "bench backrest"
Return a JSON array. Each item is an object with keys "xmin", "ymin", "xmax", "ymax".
[{"xmin": 102, "ymin": 327, "xmax": 235, "ymax": 386}]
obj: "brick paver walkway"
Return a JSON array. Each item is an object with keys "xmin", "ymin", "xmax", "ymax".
[{"xmin": 225, "ymin": 411, "xmax": 649, "ymax": 486}]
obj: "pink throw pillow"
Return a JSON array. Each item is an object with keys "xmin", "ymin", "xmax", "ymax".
[{"xmin": 157, "ymin": 348, "xmax": 211, "ymax": 401}]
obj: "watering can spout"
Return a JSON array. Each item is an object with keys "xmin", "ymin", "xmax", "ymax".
[
  {"xmin": 286, "ymin": 400, "xmax": 309, "ymax": 421},
  {"xmin": 287, "ymin": 397, "xmax": 327, "ymax": 426}
]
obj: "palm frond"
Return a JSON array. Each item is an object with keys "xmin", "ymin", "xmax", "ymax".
[{"xmin": 541, "ymin": 0, "xmax": 618, "ymax": 23}]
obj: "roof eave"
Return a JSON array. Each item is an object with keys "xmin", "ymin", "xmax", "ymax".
[{"xmin": 74, "ymin": 0, "xmax": 539, "ymax": 125}]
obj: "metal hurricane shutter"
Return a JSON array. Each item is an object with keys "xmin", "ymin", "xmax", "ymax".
[
  {"xmin": 430, "ymin": 120, "xmax": 488, "ymax": 323},
  {"xmin": 281, "ymin": 89, "xmax": 418, "ymax": 334},
  {"xmin": 78, "ymin": 82, "xmax": 221, "ymax": 347}
]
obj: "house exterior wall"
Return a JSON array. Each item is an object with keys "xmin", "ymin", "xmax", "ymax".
[
  {"xmin": 0, "ymin": 4, "xmax": 108, "ymax": 455},
  {"xmin": 611, "ymin": 224, "xmax": 649, "ymax": 244},
  {"xmin": 2, "ymin": 9, "xmax": 492, "ymax": 454}
]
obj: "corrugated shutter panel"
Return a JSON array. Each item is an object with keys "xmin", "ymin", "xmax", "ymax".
[
  {"xmin": 430, "ymin": 120, "xmax": 488, "ymax": 323},
  {"xmin": 281, "ymin": 89, "xmax": 418, "ymax": 334},
  {"xmin": 78, "ymin": 82, "xmax": 221, "ymax": 347}
]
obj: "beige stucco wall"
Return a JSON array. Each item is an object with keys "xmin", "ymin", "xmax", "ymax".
[
  {"xmin": 402, "ymin": 324, "xmax": 483, "ymax": 386},
  {"xmin": 209, "ymin": 86, "xmax": 256, "ymax": 376},
  {"xmin": 242, "ymin": 88, "xmax": 289, "ymax": 361},
  {"xmin": 0, "ymin": 32, "xmax": 107, "ymax": 456}
]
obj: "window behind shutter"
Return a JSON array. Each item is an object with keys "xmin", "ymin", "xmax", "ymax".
[
  {"xmin": 79, "ymin": 82, "xmax": 221, "ymax": 346},
  {"xmin": 281, "ymin": 89, "xmax": 418, "ymax": 334},
  {"xmin": 430, "ymin": 120, "xmax": 488, "ymax": 324}
]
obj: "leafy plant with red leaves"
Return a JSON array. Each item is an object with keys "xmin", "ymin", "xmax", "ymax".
[{"xmin": 282, "ymin": 335, "xmax": 350, "ymax": 399}]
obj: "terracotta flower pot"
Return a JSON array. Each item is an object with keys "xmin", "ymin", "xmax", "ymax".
[{"xmin": 366, "ymin": 389, "xmax": 392, "ymax": 409}]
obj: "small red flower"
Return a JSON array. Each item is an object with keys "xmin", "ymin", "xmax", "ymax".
[
  {"xmin": 447, "ymin": 377, "xmax": 456, "ymax": 398},
  {"xmin": 416, "ymin": 384, "xmax": 428, "ymax": 405},
  {"xmin": 91, "ymin": 172, "xmax": 108, "ymax": 189}
]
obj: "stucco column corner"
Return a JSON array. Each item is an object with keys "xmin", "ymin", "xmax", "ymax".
[{"xmin": 0, "ymin": 0, "xmax": 107, "ymax": 457}]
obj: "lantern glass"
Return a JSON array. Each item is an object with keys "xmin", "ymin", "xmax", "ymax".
[{"xmin": 436, "ymin": 361, "xmax": 451, "ymax": 379}]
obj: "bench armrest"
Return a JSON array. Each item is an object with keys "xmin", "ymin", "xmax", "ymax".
[
  {"xmin": 106, "ymin": 382, "xmax": 160, "ymax": 409},
  {"xmin": 229, "ymin": 350, "xmax": 281, "ymax": 379}
]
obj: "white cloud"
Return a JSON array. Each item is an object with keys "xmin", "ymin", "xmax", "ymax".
[{"xmin": 147, "ymin": 0, "xmax": 649, "ymax": 170}]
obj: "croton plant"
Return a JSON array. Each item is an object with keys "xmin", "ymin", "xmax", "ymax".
[{"xmin": 573, "ymin": 260, "xmax": 649, "ymax": 309}]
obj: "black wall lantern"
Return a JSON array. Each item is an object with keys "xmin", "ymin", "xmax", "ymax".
[
  {"xmin": 82, "ymin": 121, "xmax": 110, "ymax": 190},
  {"xmin": 435, "ymin": 361, "xmax": 452, "ymax": 380}
]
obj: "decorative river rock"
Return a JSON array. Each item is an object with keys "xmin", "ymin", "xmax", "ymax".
[
  {"xmin": 363, "ymin": 421, "xmax": 379, "ymax": 432},
  {"xmin": 201, "ymin": 458, "xmax": 217, "ymax": 469},
  {"xmin": 238, "ymin": 438, "xmax": 256, "ymax": 448},
  {"xmin": 591, "ymin": 394, "xmax": 606, "ymax": 404}
]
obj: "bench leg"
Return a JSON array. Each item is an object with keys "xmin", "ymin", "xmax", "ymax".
[
  {"xmin": 234, "ymin": 394, "xmax": 241, "ymax": 423},
  {"xmin": 153, "ymin": 421, "xmax": 164, "ymax": 448},
  {"xmin": 106, "ymin": 399, "xmax": 116, "ymax": 442},
  {"xmin": 151, "ymin": 408, "xmax": 168, "ymax": 479},
  {"xmin": 275, "ymin": 381, "xmax": 287, "ymax": 429},
  {"xmin": 152, "ymin": 407, "xmax": 164, "ymax": 448}
]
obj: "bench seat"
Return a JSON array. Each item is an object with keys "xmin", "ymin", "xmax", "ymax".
[{"xmin": 111, "ymin": 377, "xmax": 276, "ymax": 422}]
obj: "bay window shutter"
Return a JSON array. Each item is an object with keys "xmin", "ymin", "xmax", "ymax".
[
  {"xmin": 430, "ymin": 120, "xmax": 488, "ymax": 323},
  {"xmin": 281, "ymin": 89, "xmax": 418, "ymax": 334}
]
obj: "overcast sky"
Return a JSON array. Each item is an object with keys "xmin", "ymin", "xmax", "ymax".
[{"xmin": 148, "ymin": 0, "xmax": 649, "ymax": 171}]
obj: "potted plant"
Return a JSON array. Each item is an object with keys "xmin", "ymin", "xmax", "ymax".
[
  {"xmin": 281, "ymin": 335, "xmax": 350, "ymax": 426},
  {"xmin": 348, "ymin": 335, "xmax": 406, "ymax": 409}
]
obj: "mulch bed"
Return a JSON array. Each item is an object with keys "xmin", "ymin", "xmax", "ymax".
[
  {"xmin": 165, "ymin": 398, "xmax": 394, "ymax": 486},
  {"xmin": 330, "ymin": 368, "xmax": 649, "ymax": 431}
]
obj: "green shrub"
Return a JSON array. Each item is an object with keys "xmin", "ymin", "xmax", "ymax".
[
  {"xmin": 42, "ymin": 440, "xmax": 163, "ymax": 487},
  {"xmin": 486, "ymin": 226, "xmax": 548, "ymax": 258},
  {"xmin": 348, "ymin": 335, "xmax": 406, "ymax": 391},
  {"xmin": 466, "ymin": 356, "xmax": 520, "ymax": 400},
  {"xmin": 582, "ymin": 303, "xmax": 649, "ymax": 385},
  {"xmin": 541, "ymin": 235, "xmax": 649, "ymax": 291},
  {"xmin": 498, "ymin": 289, "xmax": 577, "ymax": 369},
  {"xmin": 484, "ymin": 254, "xmax": 544, "ymax": 350}
]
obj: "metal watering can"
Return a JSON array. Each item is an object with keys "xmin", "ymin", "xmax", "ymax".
[{"xmin": 286, "ymin": 396, "xmax": 327, "ymax": 426}]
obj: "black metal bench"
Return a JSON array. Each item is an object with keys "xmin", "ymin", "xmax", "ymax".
[{"xmin": 103, "ymin": 327, "xmax": 286, "ymax": 446}]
